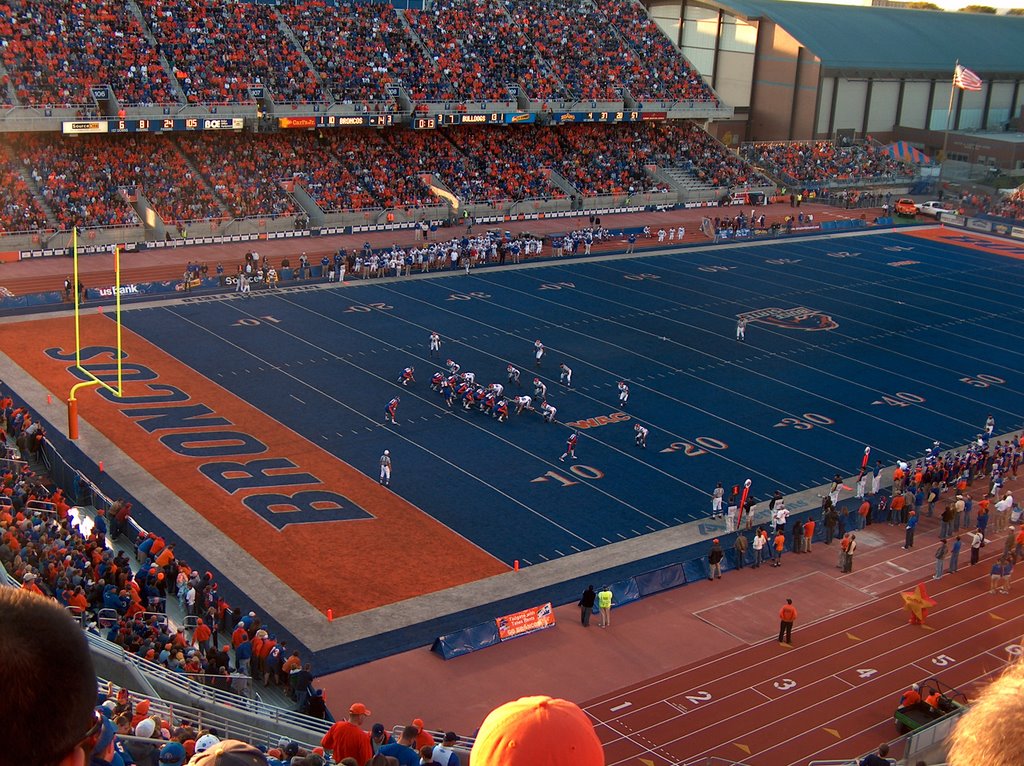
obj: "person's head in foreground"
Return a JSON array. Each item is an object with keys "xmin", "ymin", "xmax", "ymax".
[
  {"xmin": 470, "ymin": 695, "xmax": 604, "ymax": 765},
  {"xmin": 948, "ymin": 659, "xmax": 1024, "ymax": 765},
  {"xmin": 0, "ymin": 588, "xmax": 98, "ymax": 766}
]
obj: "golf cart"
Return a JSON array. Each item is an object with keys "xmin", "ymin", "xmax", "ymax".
[{"xmin": 894, "ymin": 677, "xmax": 969, "ymax": 734}]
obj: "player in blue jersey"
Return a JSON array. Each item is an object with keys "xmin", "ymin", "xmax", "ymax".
[{"xmin": 398, "ymin": 366, "xmax": 415, "ymax": 386}]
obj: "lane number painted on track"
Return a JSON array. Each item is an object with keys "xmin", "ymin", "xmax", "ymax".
[
  {"xmin": 660, "ymin": 437, "xmax": 729, "ymax": 456},
  {"xmin": 344, "ymin": 302, "xmax": 393, "ymax": 313},
  {"xmin": 856, "ymin": 668, "xmax": 878, "ymax": 679},
  {"xmin": 532, "ymin": 465, "xmax": 605, "ymax": 486},
  {"xmin": 698, "ymin": 265, "xmax": 736, "ymax": 273},
  {"xmin": 1005, "ymin": 644, "xmax": 1023, "ymax": 657},
  {"xmin": 684, "ymin": 690, "xmax": 712, "ymax": 705},
  {"xmin": 871, "ymin": 391, "xmax": 925, "ymax": 407},
  {"xmin": 774, "ymin": 413, "xmax": 834, "ymax": 430},
  {"xmin": 447, "ymin": 291, "xmax": 490, "ymax": 301},
  {"xmin": 960, "ymin": 374, "xmax": 1005, "ymax": 388},
  {"xmin": 931, "ymin": 653, "xmax": 956, "ymax": 667},
  {"xmin": 232, "ymin": 315, "xmax": 281, "ymax": 327},
  {"xmin": 773, "ymin": 678, "xmax": 797, "ymax": 691},
  {"xmin": 538, "ymin": 282, "xmax": 575, "ymax": 291},
  {"xmin": 624, "ymin": 273, "xmax": 661, "ymax": 281}
]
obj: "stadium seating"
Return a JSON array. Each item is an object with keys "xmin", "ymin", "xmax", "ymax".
[
  {"xmin": 0, "ymin": 121, "xmax": 775, "ymax": 226},
  {"xmin": 407, "ymin": 0, "xmax": 568, "ymax": 102},
  {"xmin": 17, "ymin": 134, "xmax": 141, "ymax": 228},
  {"xmin": 743, "ymin": 141, "xmax": 912, "ymax": 185},
  {"xmin": 0, "ymin": 0, "xmax": 175, "ymax": 106},
  {"xmin": 139, "ymin": 0, "xmax": 322, "ymax": 104},
  {"xmin": 13, "ymin": 134, "xmax": 232, "ymax": 229},
  {"xmin": 0, "ymin": 162, "xmax": 50, "ymax": 234},
  {"xmin": 177, "ymin": 133, "xmax": 296, "ymax": 219},
  {"xmin": 501, "ymin": 0, "xmax": 717, "ymax": 103},
  {"xmin": 599, "ymin": 0, "xmax": 718, "ymax": 103},
  {"xmin": 279, "ymin": 0, "xmax": 453, "ymax": 105}
]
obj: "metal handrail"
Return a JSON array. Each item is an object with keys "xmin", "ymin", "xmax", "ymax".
[{"xmin": 83, "ymin": 631, "xmax": 331, "ymax": 734}]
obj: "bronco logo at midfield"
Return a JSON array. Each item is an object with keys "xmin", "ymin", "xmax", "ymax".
[{"xmin": 738, "ymin": 307, "xmax": 838, "ymax": 331}]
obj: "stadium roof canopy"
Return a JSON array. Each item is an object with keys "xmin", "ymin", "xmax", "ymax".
[{"xmin": 714, "ymin": 0, "xmax": 1024, "ymax": 76}]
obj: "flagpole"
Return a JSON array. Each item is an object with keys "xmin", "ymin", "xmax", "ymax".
[{"xmin": 941, "ymin": 60, "xmax": 958, "ymax": 177}]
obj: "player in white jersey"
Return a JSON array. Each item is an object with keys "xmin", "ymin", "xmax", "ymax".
[
  {"xmin": 634, "ymin": 424, "xmax": 648, "ymax": 448},
  {"xmin": 618, "ymin": 381, "xmax": 629, "ymax": 408},
  {"xmin": 460, "ymin": 371, "xmax": 476, "ymax": 385},
  {"xmin": 559, "ymin": 363, "xmax": 572, "ymax": 387},
  {"xmin": 379, "ymin": 450, "xmax": 392, "ymax": 486},
  {"xmin": 533, "ymin": 377, "xmax": 547, "ymax": 400},
  {"xmin": 488, "ymin": 382, "xmax": 504, "ymax": 398},
  {"xmin": 507, "ymin": 365, "xmax": 521, "ymax": 387},
  {"xmin": 534, "ymin": 340, "xmax": 545, "ymax": 367},
  {"xmin": 430, "ymin": 331, "xmax": 441, "ymax": 357},
  {"xmin": 540, "ymin": 401, "xmax": 557, "ymax": 423},
  {"xmin": 736, "ymin": 317, "xmax": 747, "ymax": 342},
  {"xmin": 514, "ymin": 395, "xmax": 533, "ymax": 415}
]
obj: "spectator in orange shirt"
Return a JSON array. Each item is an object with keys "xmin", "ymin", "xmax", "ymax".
[
  {"xmin": 192, "ymin": 618, "xmax": 212, "ymax": 651},
  {"xmin": 898, "ymin": 683, "xmax": 921, "ymax": 709},
  {"xmin": 858, "ymin": 499, "xmax": 871, "ymax": 530},
  {"xmin": 778, "ymin": 598, "xmax": 797, "ymax": 644},
  {"xmin": 803, "ymin": 518, "xmax": 815, "ymax": 552},
  {"xmin": 412, "ymin": 718, "xmax": 435, "ymax": 752},
  {"xmin": 772, "ymin": 531, "xmax": 786, "ymax": 567}
]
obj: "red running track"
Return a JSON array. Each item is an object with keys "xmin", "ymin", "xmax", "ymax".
[{"xmin": 585, "ymin": 547, "xmax": 1022, "ymax": 766}]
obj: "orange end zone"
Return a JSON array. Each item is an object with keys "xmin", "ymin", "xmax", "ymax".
[
  {"xmin": 0, "ymin": 316, "xmax": 507, "ymax": 617},
  {"xmin": 900, "ymin": 226, "xmax": 1024, "ymax": 259}
]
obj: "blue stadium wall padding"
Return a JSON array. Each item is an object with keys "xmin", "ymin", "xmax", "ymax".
[
  {"xmin": 634, "ymin": 563, "xmax": 687, "ymax": 597},
  {"xmin": 683, "ymin": 557, "xmax": 708, "ymax": 583},
  {"xmin": 431, "ymin": 621, "xmax": 501, "ymax": 660},
  {"xmin": 608, "ymin": 578, "xmax": 641, "ymax": 609},
  {"xmin": 725, "ymin": 548, "xmax": 749, "ymax": 568}
]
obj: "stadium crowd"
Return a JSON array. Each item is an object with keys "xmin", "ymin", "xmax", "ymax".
[
  {"xmin": 278, "ymin": 0, "xmax": 454, "ymax": 106},
  {"xmin": 599, "ymin": 0, "xmax": 718, "ymax": 103},
  {"xmin": 1, "ymin": 390, "xmax": 326, "ymax": 720},
  {"xmin": 0, "ymin": 123, "xmax": 779, "ymax": 232},
  {"xmin": 0, "ymin": 0, "xmax": 715, "ymax": 108},
  {"xmin": 742, "ymin": 140, "xmax": 913, "ymax": 185},
  {"xmin": 408, "ymin": 0, "xmax": 567, "ymax": 102},
  {"xmin": 0, "ymin": 0, "xmax": 174, "ymax": 106},
  {"xmin": 14, "ymin": 133, "xmax": 231, "ymax": 229},
  {"xmin": 0, "ymin": 161, "xmax": 49, "ymax": 234},
  {"xmin": 139, "ymin": 0, "xmax": 322, "ymax": 104},
  {"xmin": 956, "ymin": 187, "xmax": 1024, "ymax": 223}
]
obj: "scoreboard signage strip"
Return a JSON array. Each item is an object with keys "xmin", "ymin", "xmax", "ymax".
[
  {"xmin": 65, "ymin": 118, "xmax": 244, "ymax": 134},
  {"xmin": 279, "ymin": 114, "xmax": 395, "ymax": 128},
  {"xmin": 550, "ymin": 110, "xmax": 666, "ymax": 124}
]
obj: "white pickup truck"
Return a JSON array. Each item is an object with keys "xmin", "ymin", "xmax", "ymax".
[{"xmin": 915, "ymin": 200, "xmax": 955, "ymax": 218}]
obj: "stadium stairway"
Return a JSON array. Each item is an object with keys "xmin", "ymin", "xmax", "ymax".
[
  {"xmin": 6, "ymin": 428, "xmax": 330, "ymax": 738},
  {"xmin": 658, "ymin": 164, "xmax": 725, "ymax": 202},
  {"xmin": 0, "ymin": 508, "xmax": 333, "ymax": 748},
  {"xmin": 0, "ymin": 59, "xmax": 18, "ymax": 105},
  {"xmin": 15, "ymin": 164, "xmax": 60, "ymax": 233},
  {"xmin": 125, "ymin": 0, "xmax": 188, "ymax": 105},
  {"xmin": 271, "ymin": 8, "xmax": 331, "ymax": 103}
]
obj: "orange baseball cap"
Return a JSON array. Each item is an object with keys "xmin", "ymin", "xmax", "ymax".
[
  {"xmin": 349, "ymin": 702, "xmax": 372, "ymax": 716},
  {"xmin": 471, "ymin": 696, "xmax": 603, "ymax": 766}
]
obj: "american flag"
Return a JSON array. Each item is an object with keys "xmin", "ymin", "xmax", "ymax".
[{"xmin": 953, "ymin": 64, "xmax": 983, "ymax": 91}]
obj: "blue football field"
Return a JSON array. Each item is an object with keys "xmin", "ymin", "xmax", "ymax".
[{"xmin": 119, "ymin": 229, "xmax": 1024, "ymax": 567}]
